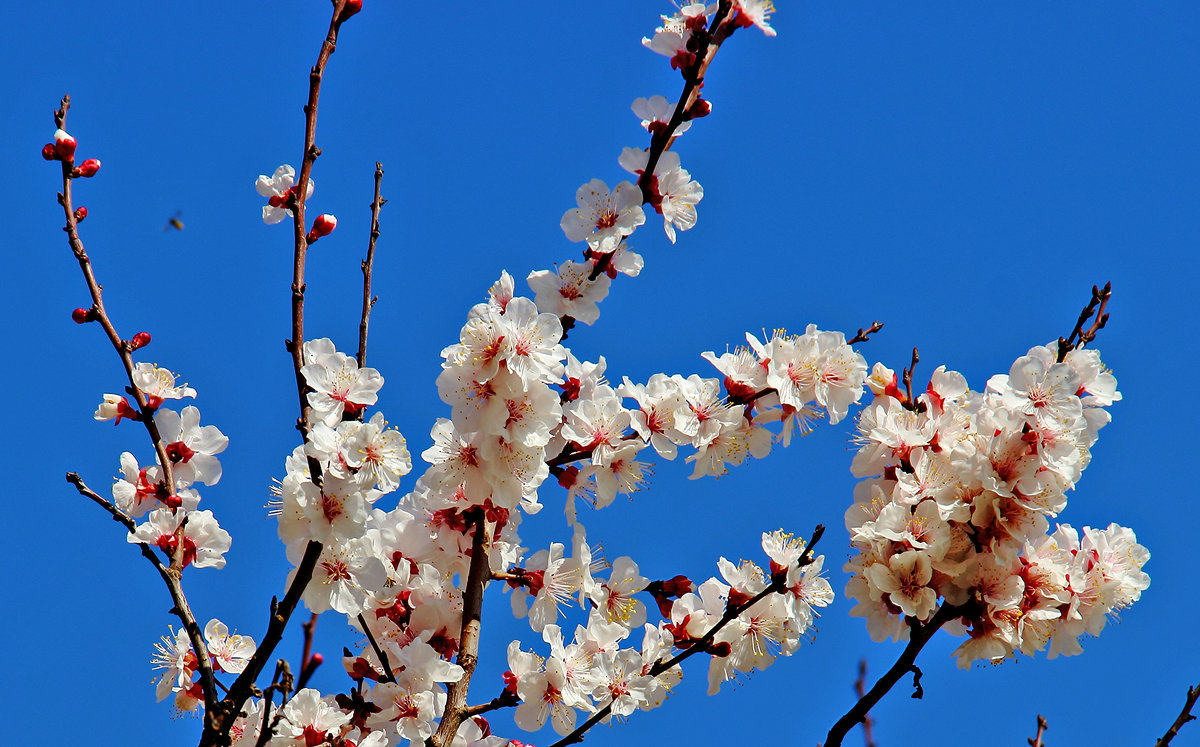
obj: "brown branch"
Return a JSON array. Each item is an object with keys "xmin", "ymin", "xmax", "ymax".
[
  {"xmin": 824, "ymin": 604, "xmax": 964, "ymax": 746},
  {"xmin": 201, "ymin": 4, "xmax": 352, "ymax": 743},
  {"xmin": 429, "ymin": 512, "xmax": 494, "ymax": 747},
  {"xmin": 65, "ymin": 472, "xmax": 220, "ymax": 716},
  {"xmin": 357, "ymin": 162, "xmax": 385, "ymax": 370},
  {"xmin": 1156, "ymin": 682, "xmax": 1200, "ymax": 746},
  {"xmin": 254, "ymin": 660, "xmax": 294, "ymax": 747},
  {"xmin": 296, "ymin": 612, "xmax": 321, "ymax": 690},
  {"xmin": 1057, "ymin": 282, "xmax": 1111, "ymax": 362},
  {"xmin": 461, "ymin": 688, "xmax": 520, "ymax": 719},
  {"xmin": 847, "ymin": 321, "xmax": 885, "ymax": 346},
  {"xmin": 53, "ymin": 97, "xmax": 219, "ymax": 716},
  {"xmin": 566, "ymin": 1, "xmax": 737, "ymax": 316},
  {"xmin": 357, "ymin": 612, "xmax": 397, "ymax": 683},
  {"xmin": 901, "ymin": 347, "xmax": 919, "ymax": 407},
  {"xmin": 854, "ymin": 660, "xmax": 877, "ymax": 747},
  {"xmin": 284, "ymin": 0, "xmax": 350, "ymax": 478},
  {"xmin": 202, "ymin": 539, "xmax": 323, "ymax": 745},
  {"xmin": 547, "ymin": 524, "xmax": 826, "ymax": 747},
  {"xmin": 1028, "ymin": 714, "xmax": 1048, "ymax": 747}
]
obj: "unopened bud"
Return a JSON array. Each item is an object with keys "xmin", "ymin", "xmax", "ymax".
[
  {"xmin": 130, "ymin": 331, "xmax": 152, "ymax": 350},
  {"xmin": 42, "ymin": 143, "xmax": 57, "ymax": 160},
  {"xmin": 54, "ymin": 129, "xmax": 77, "ymax": 161},
  {"xmin": 306, "ymin": 213, "xmax": 337, "ymax": 243},
  {"xmin": 74, "ymin": 206, "xmax": 88, "ymax": 222},
  {"xmin": 339, "ymin": 0, "xmax": 363, "ymax": 21},
  {"xmin": 71, "ymin": 307, "xmax": 93, "ymax": 324},
  {"xmin": 685, "ymin": 98, "xmax": 712, "ymax": 120},
  {"xmin": 75, "ymin": 158, "xmax": 101, "ymax": 177}
]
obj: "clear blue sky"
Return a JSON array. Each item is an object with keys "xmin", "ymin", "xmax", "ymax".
[{"xmin": 5, "ymin": 2, "xmax": 1198, "ymax": 745}]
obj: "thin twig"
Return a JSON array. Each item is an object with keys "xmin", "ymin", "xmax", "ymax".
[
  {"xmin": 854, "ymin": 660, "xmax": 877, "ymax": 747},
  {"xmin": 847, "ymin": 321, "xmax": 885, "ymax": 345},
  {"xmin": 462, "ymin": 689, "xmax": 521, "ymax": 718},
  {"xmin": 357, "ymin": 613, "xmax": 397, "ymax": 683},
  {"xmin": 547, "ymin": 524, "xmax": 826, "ymax": 747},
  {"xmin": 357, "ymin": 162, "xmax": 384, "ymax": 370},
  {"xmin": 824, "ymin": 604, "xmax": 964, "ymax": 746},
  {"xmin": 901, "ymin": 347, "xmax": 919, "ymax": 407},
  {"xmin": 1057, "ymin": 282, "xmax": 1111, "ymax": 362},
  {"xmin": 1156, "ymin": 682, "xmax": 1200, "ymax": 746},
  {"xmin": 254, "ymin": 660, "xmax": 294, "ymax": 747},
  {"xmin": 295, "ymin": 612, "xmax": 321, "ymax": 690},
  {"xmin": 1028, "ymin": 714, "xmax": 1048, "ymax": 747},
  {"xmin": 53, "ymin": 95, "xmax": 219, "ymax": 717},
  {"xmin": 202, "ymin": 3, "xmax": 351, "ymax": 743},
  {"xmin": 429, "ymin": 511, "xmax": 493, "ymax": 747},
  {"xmin": 65, "ymin": 473, "xmax": 219, "ymax": 716}
]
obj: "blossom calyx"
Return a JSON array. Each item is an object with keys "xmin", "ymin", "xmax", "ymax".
[{"xmin": 339, "ymin": 0, "xmax": 363, "ymax": 22}]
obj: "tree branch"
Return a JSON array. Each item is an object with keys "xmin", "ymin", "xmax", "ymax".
[
  {"xmin": 65, "ymin": 472, "xmax": 220, "ymax": 717},
  {"xmin": 1028, "ymin": 714, "xmax": 1047, "ymax": 747},
  {"xmin": 824, "ymin": 603, "xmax": 963, "ymax": 747},
  {"xmin": 854, "ymin": 660, "xmax": 877, "ymax": 747},
  {"xmin": 1057, "ymin": 281, "xmax": 1111, "ymax": 362},
  {"xmin": 429, "ymin": 511, "xmax": 494, "ymax": 747},
  {"xmin": 357, "ymin": 162, "xmax": 385, "ymax": 370},
  {"xmin": 1155, "ymin": 682, "xmax": 1200, "ymax": 746},
  {"xmin": 547, "ymin": 524, "xmax": 826, "ymax": 747},
  {"xmin": 357, "ymin": 612, "xmax": 397, "ymax": 683},
  {"xmin": 53, "ymin": 96, "xmax": 219, "ymax": 716}
]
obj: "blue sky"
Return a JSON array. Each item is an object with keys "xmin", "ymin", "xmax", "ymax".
[{"xmin": 5, "ymin": 2, "xmax": 1198, "ymax": 745}]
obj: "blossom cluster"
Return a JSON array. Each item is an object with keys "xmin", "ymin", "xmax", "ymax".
[
  {"xmin": 54, "ymin": 0, "xmax": 1150, "ymax": 744},
  {"xmin": 844, "ymin": 345, "xmax": 1150, "ymax": 666}
]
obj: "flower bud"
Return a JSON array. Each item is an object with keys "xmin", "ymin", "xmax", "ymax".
[
  {"xmin": 339, "ymin": 0, "xmax": 363, "ymax": 21},
  {"xmin": 74, "ymin": 206, "xmax": 88, "ymax": 222},
  {"xmin": 71, "ymin": 307, "xmax": 93, "ymax": 323},
  {"xmin": 306, "ymin": 213, "xmax": 337, "ymax": 243},
  {"xmin": 130, "ymin": 331, "xmax": 152, "ymax": 350},
  {"xmin": 54, "ymin": 129, "xmax": 77, "ymax": 161},
  {"xmin": 42, "ymin": 143, "xmax": 57, "ymax": 160},
  {"xmin": 75, "ymin": 158, "xmax": 101, "ymax": 177},
  {"xmin": 685, "ymin": 98, "xmax": 712, "ymax": 120}
]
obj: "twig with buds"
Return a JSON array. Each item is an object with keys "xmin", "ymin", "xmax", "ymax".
[
  {"xmin": 1155, "ymin": 681, "xmax": 1200, "ymax": 746},
  {"xmin": 1057, "ymin": 282, "xmax": 1111, "ymax": 362},
  {"xmin": 357, "ymin": 162, "xmax": 385, "ymax": 370},
  {"xmin": 848, "ymin": 321, "xmax": 885, "ymax": 345},
  {"xmin": 203, "ymin": 6, "xmax": 357, "ymax": 740},
  {"xmin": 51, "ymin": 97, "xmax": 220, "ymax": 716},
  {"xmin": 548, "ymin": 524, "xmax": 826, "ymax": 747},
  {"xmin": 824, "ymin": 603, "xmax": 964, "ymax": 746},
  {"xmin": 854, "ymin": 660, "xmax": 877, "ymax": 747},
  {"xmin": 1028, "ymin": 714, "xmax": 1048, "ymax": 747}
]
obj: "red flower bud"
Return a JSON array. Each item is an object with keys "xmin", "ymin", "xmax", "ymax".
[
  {"xmin": 306, "ymin": 213, "xmax": 337, "ymax": 243},
  {"xmin": 54, "ymin": 129, "xmax": 77, "ymax": 161},
  {"xmin": 130, "ymin": 331, "xmax": 152, "ymax": 350},
  {"xmin": 71, "ymin": 307, "xmax": 93, "ymax": 323},
  {"xmin": 340, "ymin": 0, "xmax": 363, "ymax": 21},
  {"xmin": 685, "ymin": 98, "xmax": 712, "ymax": 120},
  {"xmin": 74, "ymin": 206, "xmax": 88, "ymax": 222},
  {"xmin": 75, "ymin": 158, "xmax": 101, "ymax": 177},
  {"xmin": 42, "ymin": 143, "xmax": 57, "ymax": 161}
]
